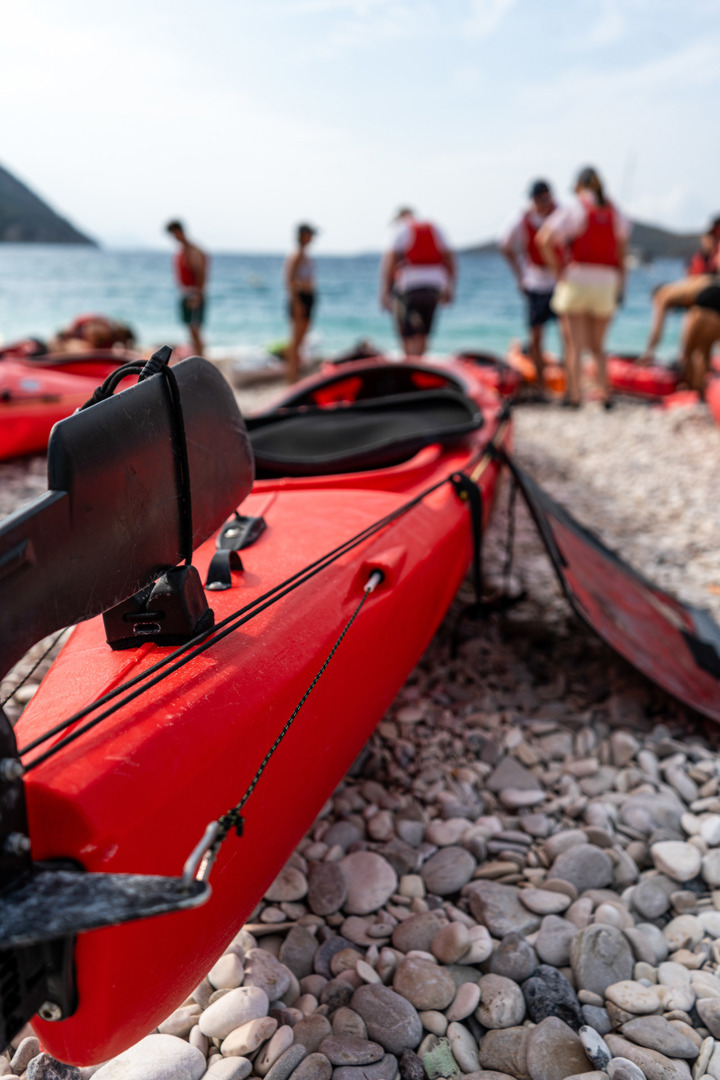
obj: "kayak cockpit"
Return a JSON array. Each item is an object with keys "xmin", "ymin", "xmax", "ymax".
[{"xmin": 246, "ymin": 361, "xmax": 484, "ymax": 478}]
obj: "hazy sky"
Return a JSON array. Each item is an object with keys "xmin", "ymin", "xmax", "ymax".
[{"xmin": 1, "ymin": 0, "xmax": 717, "ymax": 252}]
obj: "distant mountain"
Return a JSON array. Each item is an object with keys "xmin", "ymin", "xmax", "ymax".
[
  {"xmin": 462, "ymin": 219, "xmax": 702, "ymax": 262},
  {"xmin": 0, "ymin": 162, "xmax": 96, "ymax": 245}
]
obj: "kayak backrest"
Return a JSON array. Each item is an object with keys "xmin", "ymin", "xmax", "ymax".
[
  {"xmin": 247, "ymin": 388, "xmax": 483, "ymax": 478},
  {"xmin": 0, "ymin": 356, "xmax": 253, "ymax": 677}
]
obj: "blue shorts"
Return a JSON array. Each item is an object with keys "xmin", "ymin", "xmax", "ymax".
[
  {"xmin": 181, "ymin": 296, "xmax": 205, "ymax": 328},
  {"xmin": 525, "ymin": 290, "xmax": 556, "ymax": 328}
]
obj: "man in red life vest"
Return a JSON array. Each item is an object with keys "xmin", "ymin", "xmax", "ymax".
[
  {"xmin": 500, "ymin": 179, "xmax": 560, "ymax": 393},
  {"xmin": 166, "ymin": 220, "xmax": 208, "ymax": 355},
  {"xmin": 380, "ymin": 208, "xmax": 456, "ymax": 356}
]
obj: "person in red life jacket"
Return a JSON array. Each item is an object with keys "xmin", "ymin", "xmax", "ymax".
[
  {"xmin": 500, "ymin": 179, "xmax": 562, "ymax": 394},
  {"xmin": 284, "ymin": 223, "xmax": 318, "ymax": 384},
  {"xmin": 687, "ymin": 217, "xmax": 720, "ymax": 276},
  {"xmin": 379, "ymin": 208, "xmax": 456, "ymax": 356},
  {"xmin": 537, "ymin": 166, "xmax": 630, "ymax": 409},
  {"xmin": 166, "ymin": 220, "xmax": 209, "ymax": 355}
]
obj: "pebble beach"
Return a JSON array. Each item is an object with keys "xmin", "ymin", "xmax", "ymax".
[{"xmin": 3, "ymin": 387, "xmax": 720, "ymax": 1080}]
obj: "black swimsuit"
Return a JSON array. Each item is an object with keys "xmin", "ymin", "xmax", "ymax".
[{"xmin": 695, "ymin": 284, "xmax": 720, "ymax": 315}]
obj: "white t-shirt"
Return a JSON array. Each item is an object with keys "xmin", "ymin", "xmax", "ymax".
[
  {"xmin": 391, "ymin": 220, "xmax": 450, "ymax": 293},
  {"xmin": 543, "ymin": 195, "xmax": 631, "ymax": 286},
  {"xmin": 500, "ymin": 207, "xmax": 557, "ymax": 293}
]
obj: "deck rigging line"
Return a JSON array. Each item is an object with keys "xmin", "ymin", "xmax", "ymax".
[{"xmin": 18, "ymin": 416, "xmax": 509, "ymax": 773}]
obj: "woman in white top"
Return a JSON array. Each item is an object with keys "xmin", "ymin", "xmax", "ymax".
[{"xmin": 537, "ymin": 167, "xmax": 630, "ymax": 408}]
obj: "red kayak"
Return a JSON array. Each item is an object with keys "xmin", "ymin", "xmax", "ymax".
[
  {"xmin": 0, "ymin": 360, "xmax": 102, "ymax": 460},
  {"xmin": 707, "ymin": 374, "xmax": 720, "ymax": 426},
  {"xmin": 3, "ymin": 352, "xmax": 510, "ymax": 1064},
  {"xmin": 505, "ymin": 344, "xmax": 681, "ymax": 400}
]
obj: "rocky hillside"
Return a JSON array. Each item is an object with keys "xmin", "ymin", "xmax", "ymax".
[{"xmin": 0, "ymin": 162, "xmax": 95, "ymax": 245}]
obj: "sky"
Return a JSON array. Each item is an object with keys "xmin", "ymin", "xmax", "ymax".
[{"xmin": 1, "ymin": 0, "xmax": 718, "ymax": 253}]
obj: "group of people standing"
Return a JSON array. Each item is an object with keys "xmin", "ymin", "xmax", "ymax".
[
  {"xmin": 501, "ymin": 167, "xmax": 630, "ymax": 408},
  {"xmin": 165, "ymin": 172, "xmax": 720, "ymax": 398}
]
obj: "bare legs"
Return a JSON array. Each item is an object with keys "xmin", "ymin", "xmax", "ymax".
[
  {"xmin": 561, "ymin": 313, "xmax": 612, "ymax": 404},
  {"xmin": 288, "ymin": 307, "xmax": 310, "ymax": 384},
  {"xmin": 681, "ymin": 307, "xmax": 720, "ymax": 394}
]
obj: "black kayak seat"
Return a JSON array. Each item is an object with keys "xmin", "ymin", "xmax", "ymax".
[{"xmin": 246, "ymin": 388, "xmax": 483, "ymax": 478}]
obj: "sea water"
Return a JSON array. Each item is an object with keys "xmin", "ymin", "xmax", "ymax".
[{"xmin": 0, "ymin": 245, "xmax": 688, "ymax": 366}]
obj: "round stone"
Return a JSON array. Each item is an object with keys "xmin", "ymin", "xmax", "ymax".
[
  {"xmin": 696, "ymin": 998, "xmax": 720, "ymax": 1038},
  {"xmin": 446, "ymin": 982, "xmax": 482, "ymax": 1022},
  {"xmin": 651, "ymin": 843, "xmax": 702, "ymax": 883},
  {"xmin": 478, "ymin": 1027, "xmax": 530, "ymax": 1077},
  {"xmin": 292, "ymin": 1014, "xmax": 333, "ymax": 1053},
  {"xmin": 288, "ymin": 1054, "xmax": 332, "ymax": 1080},
  {"xmin": 199, "ymin": 986, "xmax": 269, "ymax": 1039},
  {"xmin": 702, "ymin": 851, "xmax": 720, "ymax": 888},
  {"xmin": 421, "ymin": 846, "xmax": 476, "ymax": 895},
  {"xmin": 448, "ymin": 1021, "xmax": 481, "ymax": 1073},
  {"xmin": 264, "ymin": 864, "xmax": 308, "ymax": 903},
  {"xmin": 351, "ymin": 984, "xmax": 423, "ymax": 1055},
  {"xmin": 536, "ymin": 916, "xmax": 578, "ymax": 968},
  {"xmin": 579, "ymin": 1025, "xmax": 611, "ymax": 1069},
  {"xmin": 526, "ymin": 1017, "xmax": 593, "ymax": 1080},
  {"xmin": 632, "ymin": 875, "xmax": 676, "ymax": 920},
  {"xmin": 522, "ymin": 965, "xmax": 583, "ymax": 1029},
  {"xmin": 489, "ymin": 932, "xmax": 539, "ymax": 982},
  {"xmin": 570, "ymin": 924, "xmax": 634, "ymax": 997},
  {"xmin": 466, "ymin": 881, "xmax": 542, "ymax": 938},
  {"xmin": 605, "ymin": 980, "xmax": 662, "ymax": 1015},
  {"xmin": 91, "ymin": 1036, "xmax": 206, "ymax": 1080},
  {"xmin": 550, "ymin": 845, "xmax": 613, "ymax": 892},
  {"xmin": 475, "ymin": 974, "xmax": 526, "ymax": 1030},
  {"xmin": 621, "ymin": 1015, "xmax": 701, "ymax": 1058},
  {"xmin": 317, "ymin": 1036, "xmax": 384, "ymax": 1066},
  {"xmin": 392, "ymin": 912, "xmax": 446, "ymax": 954},
  {"xmin": 221, "ymin": 1016, "xmax": 278, "ymax": 1057},
  {"xmin": 339, "ymin": 852, "xmax": 398, "ymax": 914},
  {"xmin": 208, "ymin": 953, "xmax": 245, "ymax": 991},
  {"xmin": 243, "ymin": 949, "xmax": 292, "ymax": 1001},
  {"xmin": 431, "ymin": 921, "xmax": 471, "ymax": 964},
  {"xmin": 393, "ymin": 957, "xmax": 456, "ymax": 1011},
  {"xmin": 520, "ymin": 888, "xmax": 571, "ymax": 915},
  {"xmin": 307, "ymin": 861, "xmax": 348, "ymax": 916}
]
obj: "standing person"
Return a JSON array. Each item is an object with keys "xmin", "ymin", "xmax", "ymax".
[
  {"xmin": 284, "ymin": 223, "xmax": 317, "ymax": 384},
  {"xmin": 500, "ymin": 179, "xmax": 561, "ymax": 392},
  {"xmin": 166, "ymin": 220, "xmax": 208, "ymax": 355},
  {"xmin": 379, "ymin": 208, "xmax": 456, "ymax": 357},
  {"xmin": 537, "ymin": 167, "xmax": 630, "ymax": 409}
]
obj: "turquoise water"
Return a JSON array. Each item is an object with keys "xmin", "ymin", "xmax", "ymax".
[{"xmin": 0, "ymin": 245, "xmax": 687, "ymax": 364}]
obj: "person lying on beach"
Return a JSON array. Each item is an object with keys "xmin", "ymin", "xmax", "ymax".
[
  {"xmin": 49, "ymin": 314, "xmax": 136, "ymax": 353},
  {"xmin": 641, "ymin": 275, "xmax": 717, "ymax": 361}
]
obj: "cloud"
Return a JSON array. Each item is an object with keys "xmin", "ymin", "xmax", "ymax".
[{"xmin": 464, "ymin": 0, "xmax": 516, "ymax": 39}]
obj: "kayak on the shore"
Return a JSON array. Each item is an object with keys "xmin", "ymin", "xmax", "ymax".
[
  {"xmin": 0, "ymin": 360, "xmax": 108, "ymax": 461},
  {"xmin": 0, "ymin": 349, "xmax": 510, "ymax": 1064},
  {"xmin": 505, "ymin": 343, "xmax": 682, "ymax": 399}
]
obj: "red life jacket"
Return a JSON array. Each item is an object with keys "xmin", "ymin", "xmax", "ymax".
[
  {"xmin": 175, "ymin": 249, "xmax": 199, "ymax": 288},
  {"xmin": 401, "ymin": 221, "xmax": 444, "ymax": 266},
  {"xmin": 688, "ymin": 251, "xmax": 713, "ymax": 276},
  {"xmin": 570, "ymin": 198, "xmax": 621, "ymax": 267},
  {"xmin": 522, "ymin": 209, "xmax": 563, "ymax": 268}
]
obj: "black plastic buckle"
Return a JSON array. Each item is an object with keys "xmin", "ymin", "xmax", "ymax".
[{"xmin": 103, "ymin": 564, "xmax": 214, "ymax": 649}]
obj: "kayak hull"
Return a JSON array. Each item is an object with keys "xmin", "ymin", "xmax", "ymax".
[
  {"xmin": 0, "ymin": 362, "xmax": 100, "ymax": 460},
  {"xmin": 15, "ymin": 355, "xmax": 510, "ymax": 1063},
  {"xmin": 505, "ymin": 344, "xmax": 681, "ymax": 399}
]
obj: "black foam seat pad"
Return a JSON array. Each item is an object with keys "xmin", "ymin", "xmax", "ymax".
[{"xmin": 246, "ymin": 389, "xmax": 483, "ymax": 477}]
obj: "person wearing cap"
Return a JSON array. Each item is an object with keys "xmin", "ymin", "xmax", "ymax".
[
  {"xmin": 285, "ymin": 223, "xmax": 318, "ymax": 383},
  {"xmin": 500, "ymin": 180, "xmax": 561, "ymax": 392},
  {"xmin": 166, "ymin": 220, "xmax": 209, "ymax": 355},
  {"xmin": 537, "ymin": 166, "xmax": 630, "ymax": 409},
  {"xmin": 379, "ymin": 208, "xmax": 456, "ymax": 357}
]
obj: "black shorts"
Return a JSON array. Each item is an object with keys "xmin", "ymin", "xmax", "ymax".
[
  {"xmin": 695, "ymin": 284, "xmax": 720, "ymax": 316},
  {"xmin": 180, "ymin": 296, "xmax": 205, "ymax": 328},
  {"xmin": 396, "ymin": 288, "xmax": 440, "ymax": 338},
  {"xmin": 525, "ymin": 289, "xmax": 556, "ymax": 328},
  {"xmin": 289, "ymin": 291, "xmax": 316, "ymax": 320}
]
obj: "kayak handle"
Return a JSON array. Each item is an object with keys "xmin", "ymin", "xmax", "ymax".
[{"xmin": 182, "ymin": 820, "xmax": 221, "ymax": 885}]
